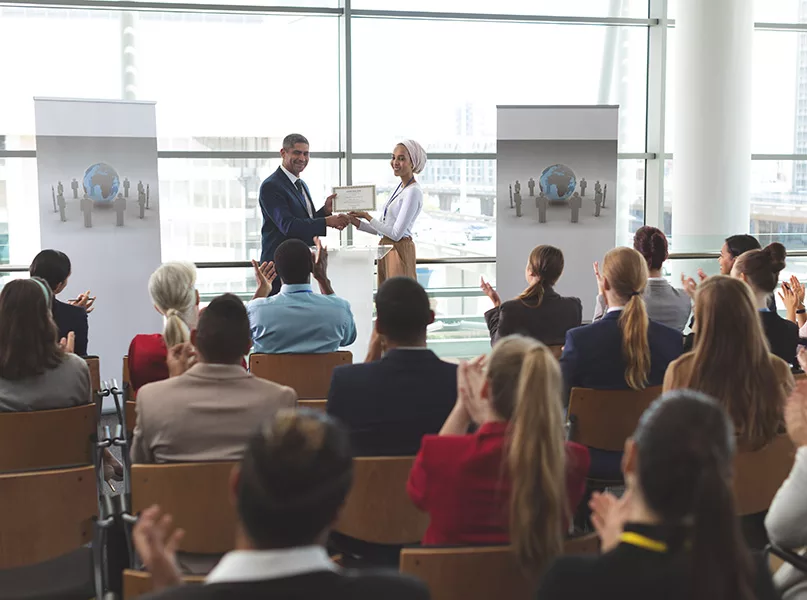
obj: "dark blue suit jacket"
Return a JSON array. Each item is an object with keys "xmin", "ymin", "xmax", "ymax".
[
  {"xmin": 259, "ymin": 167, "xmax": 328, "ymax": 293},
  {"xmin": 52, "ymin": 298, "xmax": 89, "ymax": 356},
  {"xmin": 560, "ymin": 310, "xmax": 683, "ymax": 401},
  {"xmin": 327, "ymin": 349, "xmax": 458, "ymax": 457}
]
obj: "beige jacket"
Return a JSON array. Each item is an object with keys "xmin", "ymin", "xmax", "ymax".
[{"xmin": 131, "ymin": 362, "xmax": 296, "ymax": 464}]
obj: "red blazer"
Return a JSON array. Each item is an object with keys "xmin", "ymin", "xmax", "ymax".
[
  {"xmin": 128, "ymin": 334, "xmax": 170, "ymax": 393},
  {"xmin": 407, "ymin": 421, "xmax": 590, "ymax": 546}
]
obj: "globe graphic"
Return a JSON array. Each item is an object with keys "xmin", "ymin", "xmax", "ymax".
[
  {"xmin": 82, "ymin": 163, "xmax": 120, "ymax": 204},
  {"xmin": 539, "ymin": 164, "xmax": 577, "ymax": 202}
]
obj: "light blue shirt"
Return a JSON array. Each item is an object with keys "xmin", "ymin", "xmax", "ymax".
[{"xmin": 247, "ymin": 283, "xmax": 357, "ymax": 354}]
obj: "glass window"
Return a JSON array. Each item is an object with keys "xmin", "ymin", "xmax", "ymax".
[
  {"xmin": 750, "ymin": 160, "xmax": 807, "ymax": 250},
  {"xmin": 670, "ymin": 0, "xmax": 807, "ymax": 23},
  {"xmin": 352, "ymin": 19, "xmax": 648, "ymax": 153},
  {"xmin": 351, "ymin": 0, "xmax": 649, "ymax": 18}
]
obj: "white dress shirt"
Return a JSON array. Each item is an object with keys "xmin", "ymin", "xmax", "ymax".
[
  {"xmin": 280, "ymin": 165, "xmax": 313, "ymax": 218},
  {"xmin": 358, "ymin": 182, "xmax": 423, "ymax": 241},
  {"xmin": 205, "ymin": 545, "xmax": 337, "ymax": 585}
]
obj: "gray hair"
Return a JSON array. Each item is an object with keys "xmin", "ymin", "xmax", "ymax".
[
  {"xmin": 148, "ymin": 261, "xmax": 198, "ymax": 347},
  {"xmin": 282, "ymin": 133, "xmax": 309, "ymax": 151}
]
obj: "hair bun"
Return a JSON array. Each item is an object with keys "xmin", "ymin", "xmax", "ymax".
[{"xmin": 764, "ymin": 242, "xmax": 787, "ymax": 273}]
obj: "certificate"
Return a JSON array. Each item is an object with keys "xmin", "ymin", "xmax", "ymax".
[{"xmin": 333, "ymin": 185, "xmax": 376, "ymax": 212}]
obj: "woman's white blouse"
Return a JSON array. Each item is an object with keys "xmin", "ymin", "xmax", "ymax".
[{"xmin": 358, "ymin": 182, "xmax": 423, "ymax": 242}]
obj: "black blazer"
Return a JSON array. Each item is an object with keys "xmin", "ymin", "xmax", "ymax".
[
  {"xmin": 259, "ymin": 167, "xmax": 328, "ymax": 294},
  {"xmin": 484, "ymin": 287, "xmax": 582, "ymax": 346},
  {"xmin": 143, "ymin": 569, "xmax": 429, "ymax": 600},
  {"xmin": 560, "ymin": 311, "xmax": 683, "ymax": 403},
  {"xmin": 327, "ymin": 349, "xmax": 457, "ymax": 456},
  {"xmin": 760, "ymin": 310, "xmax": 799, "ymax": 367},
  {"xmin": 52, "ymin": 298, "xmax": 88, "ymax": 356},
  {"xmin": 535, "ymin": 523, "xmax": 778, "ymax": 600}
]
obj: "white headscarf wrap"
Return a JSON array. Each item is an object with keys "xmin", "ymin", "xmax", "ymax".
[{"xmin": 400, "ymin": 140, "xmax": 427, "ymax": 174}]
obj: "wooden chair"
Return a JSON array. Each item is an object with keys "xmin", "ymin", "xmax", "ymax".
[
  {"xmin": 0, "ymin": 465, "xmax": 97, "ymax": 569},
  {"xmin": 0, "ymin": 404, "xmax": 97, "ymax": 472},
  {"xmin": 567, "ymin": 386, "xmax": 663, "ymax": 452},
  {"xmin": 249, "ymin": 352, "xmax": 352, "ymax": 399},
  {"xmin": 123, "ymin": 571, "xmax": 205, "ymax": 599},
  {"xmin": 399, "ymin": 533, "xmax": 599, "ymax": 600},
  {"xmin": 298, "ymin": 399, "xmax": 327, "ymax": 413},
  {"xmin": 123, "ymin": 355, "xmax": 133, "ymax": 402},
  {"xmin": 84, "ymin": 356, "xmax": 101, "ymax": 393},
  {"xmin": 733, "ymin": 434, "xmax": 796, "ymax": 516},
  {"xmin": 125, "ymin": 401, "xmax": 137, "ymax": 438},
  {"xmin": 333, "ymin": 456, "xmax": 428, "ymax": 545},
  {"xmin": 548, "ymin": 345, "xmax": 563, "ymax": 360}
]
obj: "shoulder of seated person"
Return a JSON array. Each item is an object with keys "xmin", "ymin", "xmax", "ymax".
[{"xmin": 339, "ymin": 569, "xmax": 429, "ymax": 595}]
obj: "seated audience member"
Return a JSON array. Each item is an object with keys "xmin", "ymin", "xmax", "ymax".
[
  {"xmin": 535, "ymin": 390, "xmax": 779, "ymax": 600},
  {"xmin": 664, "ymin": 276, "xmax": 793, "ymax": 450},
  {"xmin": 132, "ymin": 410, "xmax": 429, "ymax": 600},
  {"xmin": 593, "ymin": 227, "xmax": 690, "ymax": 332},
  {"xmin": 29, "ymin": 249, "xmax": 94, "ymax": 356},
  {"xmin": 0, "ymin": 278, "xmax": 91, "ymax": 412},
  {"xmin": 131, "ymin": 293, "xmax": 297, "ymax": 464},
  {"xmin": 407, "ymin": 335, "xmax": 590, "ymax": 568},
  {"xmin": 247, "ymin": 239, "xmax": 356, "ymax": 354},
  {"xmin": 730, "ymin": 242, "xmax": 798, "ymax": 367},
  {"xmin": 129, "ymin": 261, "xmax": 199, "ymax": 393},
  {"xmin": 327, "ymin": 277, "xmax": 457, "ymax": 456},
  {"xmin": 481, "ymin": 245, "xmax": 581, "ymax": 346},
  {"xmin": 765, "ymin": 368, "xmax": 807, "ymax": 600}
]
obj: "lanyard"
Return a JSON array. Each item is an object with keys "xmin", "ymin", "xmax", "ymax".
[
  {"xmin": 619, "ymin": 532, "xmax": 668, "ymax": 553},
  {"xmin": 383, "ymin": 177, "xmax": 415, "ymax": 220}
]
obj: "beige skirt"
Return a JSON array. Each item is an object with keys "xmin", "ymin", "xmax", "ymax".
[{"xmin": 377, "ymin": 236, "xmax": 417, "ymax": 286}]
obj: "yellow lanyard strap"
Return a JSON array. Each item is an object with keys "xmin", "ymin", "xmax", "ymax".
[{"xmin": 619, "ymin": 531, "xmax": 668, "ymax": 553}]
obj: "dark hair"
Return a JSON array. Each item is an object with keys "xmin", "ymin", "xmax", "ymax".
[
  {"xmin": 519, "ymin": 245, "xmax": 564, "ymax": 308},
  {"xmin": 724, "ymin": 234, "xmax": 761, "ymax": 259},
  {"xmin": 732, "ymin": 242, "xmax": 787, "ymax": 294},
  {"xmin": 0, "ymin": 278, "xmax": 64, "ymax": 380},
  {"xmin": 274, "ymin": 239, "xmax": 312, "ymax": 285},
  {"xmin": 633, "ymin": 226, "xmax": 668, "ymax": 271},
  {"xmin": 29, "ymin": 249, "xmax": 71, "ymax": 292},
  {"xmin": 236, "ymin": 409, "xmax": 353, "ymax": 548},
  {"xmin": 194, "ymin": 293, "xmax": 250, "ymax": 364},
  {"xmin": 282, "ymin": 133, "xmax": 309, "ymax": 151},
  {"xmin": 633, "ymin": 390, "xmax": 755, "ymax": 600},
  {"xmin": 375, "ymin": 277, "xmax": 431, "ymax": 344}
]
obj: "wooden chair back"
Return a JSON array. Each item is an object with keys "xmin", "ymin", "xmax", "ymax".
[
  {"xmin": 125, "ymin": 401, "xmax": 137, "ymax": 437},
  {"xmin": 567, "ymin": 386, "xmax": 662, "ymax": 452},
  {"xmin": 84, "ymin": 356, "xmax": 101, "ymax": 393},
  {"xmin": 733, "ymin": 434, "xmax": 796, "ymax": 516},
  {"xmin": 130, "ymin": 462, "xmax": 238, "ymax": 554},
  {"xmin": 399, "ymin": 533, "xmax": 599, "ymax": 600},
  {"xmin": 0, "ymin": 404, "xmax": 96, "ymax": 472},
  {"xmin": 334, "ymin": 456, "xmax": 428, "ymax": 545},
  {"xmin": 123, "ymin": 355, "xmax": 133, "ymax": 402},
  {"xmin": 0, "ymin": 465, "xmax": 97, "ymax": 568},
  {"xmin": 795, "ymin": 372, "xmax": 807, "ymax": 382},
  {"xmin": 123, "ymin": 570, "xmax": 204, "ymax": 599},
  {"xmin": 298, "ymin": 399, "xmax": 327, "ymax": 413},
  {"xmin": 249, "ymin": 352, "xmax": 352, "ymax": 398},
  {"xmin": 548, "ymin": 345, "xmax": 563, "ymax": 360}
]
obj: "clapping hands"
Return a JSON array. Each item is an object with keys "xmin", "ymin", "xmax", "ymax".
[
  {"xmin": 590, "ymin": 490, "xmax": 633, "ymax": 553},
  {"xmin": 132, "ymin": 505, "xmax": 184, "ymax": 591},
  {"xmin": 680, "ymin": 269, "xmax": 707, "ymax": 299},
  {"xmin": 480, "ymin": 277, "xmax": 501, "ymax": 308},
  {"xmin": 251, "ymin": 259, "xmax": 277, "ymax": 299},
  {"xmin": 457, "ymin": 355, "xmax": 489, "ymax": 424}
]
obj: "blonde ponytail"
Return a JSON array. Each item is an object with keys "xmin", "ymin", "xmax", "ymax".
[
  {"xmin": 496, "ymin": 338, "xmax": 567, "ymax": 575},
  {"xmin": 163, "ymin": 307, "xmax": 191, "ymax": 347},
  {"xmin": 620, "ymin": 294, "xmax": 651, "ymax": 390},
  {"xmin": 148, "ymin": 262, "xmax": 198, "ymax": 347}
]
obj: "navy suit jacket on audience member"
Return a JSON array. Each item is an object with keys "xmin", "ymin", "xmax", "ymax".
[
  {"xmin": 259, "ymin": 166, "xmax": 328, "ymax": 293},
  {"xmin": 327, "ymin": 349, "xmax": 458, "ymax": 457},
  {"xmin": 52, "ymin": 298, "xmax": 89, "ymax": 356},
  {"xmin": 760, "ymin": 310, "xmax": 799, "ymax": 368},
  {"xmin": 560, "ymin": 310, "xmax": 683, "ymax": 401}
]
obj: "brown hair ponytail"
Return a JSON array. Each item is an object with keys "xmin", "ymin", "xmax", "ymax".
[
  {"xmin": 519, "ymin": 246, "xmax": 565, "ymax": 308},
  {"xmin": 489, "ymin": 336, "xmax": 567, "ymax": 575},
  {"xmin": 602, "ymin": 247, "xmax": 651, "ymax": 390}
]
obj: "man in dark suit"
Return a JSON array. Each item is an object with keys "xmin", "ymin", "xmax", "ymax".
[
  {"xmin": 29, "ymin": 249, "xmax": 94, "ymax": 356},
  {"xmin": 328, "ymin": 277, "xmax": 457, "ymax": 457},
  {"xmin": 133, "ymin": 411, "xmax": 429, "ymax": 600},
  {"xmin": 259, "ymin": 133, "xmax": 350, "ymax": 295}
]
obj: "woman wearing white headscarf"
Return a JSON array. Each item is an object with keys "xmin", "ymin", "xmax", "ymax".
[{"xmin": 349, "ymin": 139, "xmax": 426, "ymax": 284}]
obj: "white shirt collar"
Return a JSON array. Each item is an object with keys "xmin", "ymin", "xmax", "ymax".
[
  {"xmin": 647, "ymin": 276, "xmax": 666, "ymax": 281},
  {"xmin": 205, "ymin": 546, "xmax": 337, "ymax": 585},
  {"xmin": 280, "ymin": 164, "xmax": 300, "ymax": 185},
  {"xmin": 606, "ymin": 306, "xmax": 625, "ymax": 314}
]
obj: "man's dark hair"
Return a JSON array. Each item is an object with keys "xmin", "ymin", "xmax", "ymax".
[
  {"xmin": 237, "ymin": 409, "xmax": 353, "ymax": 548},
  {"xmin": 195, "ymin": 293, "xmax": 251, "ymax": 364},
  {"xmin": 282, "ymin": 133, "xmax": 309, "ymax": 151},
  {"xmin": 29, "ymin": 249, "xmax": 71, "ymax": 292},
  {"xmin": 376, "ymin": 277, "xmax": 432, "ymax": 344},
  {"xmin": 274, "ymin": 239, "xmax": 312, "ymax": 285},
  {"xmin": 725, "ymin": 234, "xmax": 761, "ymax": 259}
]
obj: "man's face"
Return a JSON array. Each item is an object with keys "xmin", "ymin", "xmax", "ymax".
[
  {"xmin": 281, "ymin": 143, "xmax": 310, "ymax": 177},
  {"xmin": 718, "ymin": 243, "xmax": 734, "ymax": 275}
]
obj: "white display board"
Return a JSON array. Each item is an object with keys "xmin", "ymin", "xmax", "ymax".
[
  {"xmin": 35, "ymin": 98, "xmax": 162, "ymax": 386},
  {"xmin": 496, "ymin": 105, "xmax": 619, "ymax": 319}
]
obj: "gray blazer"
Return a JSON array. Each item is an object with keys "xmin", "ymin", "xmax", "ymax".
[
  {"xmin": 592, "ymin": 278, "xmax": 692, "ymax": 332},
  {"xmin": 0, "ymin": 353, "xmax": 91, "ymax": 412}
]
